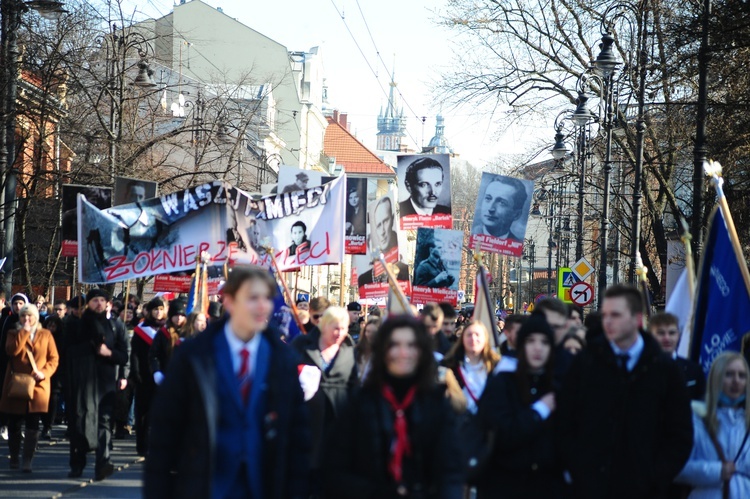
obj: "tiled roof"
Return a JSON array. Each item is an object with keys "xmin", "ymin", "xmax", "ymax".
[{"xmin": 324, "ymin": 117, "xmax": 395, "ymax": 176}]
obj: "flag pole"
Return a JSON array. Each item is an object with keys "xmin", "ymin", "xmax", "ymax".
[
  {"xmin": 679, "ymin": 217, "xmax": 696, "ymax": 297},
  {"xmin": 264, "ymin": 245, "xmax": 307, "ymax": 334},
  {"xmin": 706, "ymin": 161, "xmax": 750, "ymax": 291},
  {"xmin": 378, "ymin": 252, "xmax": 413, "ymax": 315},
  {"xmin": 634, "ymin": 251, "xmax": 652, "ymax": 328}
]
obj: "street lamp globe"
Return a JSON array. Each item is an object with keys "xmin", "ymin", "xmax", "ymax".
[
  {"xmin": 551, "ymin": 130, "xmax": 569, "ymax": 160},
  {"xmin": 571, "ymin": 91, "xmax": 595, "ymax": 126},
  {"xmin": 25, "ymin": 1, "xmax": 67, "ymax": 20},
  {"xmin": 593, "ymin": 32, "xmax": 621, "ymax": 78}
]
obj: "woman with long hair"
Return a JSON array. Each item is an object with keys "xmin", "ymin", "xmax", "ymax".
[
  {"xmin": 324, "ymin": 314, "xmax": 463, "ymax": 498},
  {"xmin": 442, "ymin": 321, "xmax": 500, "ymax": 415},
  {"xmin": 0, "ymin": 304, "xmax": 59, "ymax": 472},
  {"xmin": 355, "ymin": 317, "xmax": 380, "ymax": 381},
  {"xmin": 476, "ymin": 312, "xmax": 562, "ymax": 498},
  {"xmin": 676, "ymin": 352, "xmax": 750, "ymax": 497},
  {"xmin": 184, "ymin": 312, "xmax": 208, "ymax": 338}
]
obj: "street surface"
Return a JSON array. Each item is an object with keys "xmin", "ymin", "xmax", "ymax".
[{"xmin": 0, "ymin": 425, "xmax": 142, "ymax": 498}]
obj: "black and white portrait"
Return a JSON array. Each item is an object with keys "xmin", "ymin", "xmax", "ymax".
[
  {"xmin": 397, "ymin": 154, "xmax": 452, "ymax": 229},
  {"xmin": 62, "ymin": 185, "xmax": 112, "ymax": 242},
  {"xmin": 345, "ymin": 178, "xmax": 367, "ymax": 237},
  {"xmin": 471, "ymin": 173, "xmax": 533, "ymax": 243},
  {"xmin": 114, "ymin": 176, "xmax": 158, "ymax": 206}
]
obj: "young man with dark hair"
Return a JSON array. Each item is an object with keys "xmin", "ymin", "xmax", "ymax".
[
  {"xmin": 421, "ymin": 302, "xmax": 451, "ymax": 357},
  {"xmin": 535, "ymin": 297, "xmax": 575, "ymax": 378},
  {"xmin": 438, "ymin": 302, "xmax": 458, "ymax": 343},
  {"xmin": 144, "ymin": 266, "xmax": 310, "ymax": 498},
  {"xmin": 557, "ymin": 284, "xmax": 693, "ymax": 499},
  {"xmin": 567, "ymin": 305, "xmax": 583, "ymax": 327},
  {"xmin": 649, "ymin": 312, "xmax": 705, "ymax": 400},
  {"xmin": 500, "ymin": 314, "xmax": 526, "ymax": 358}
]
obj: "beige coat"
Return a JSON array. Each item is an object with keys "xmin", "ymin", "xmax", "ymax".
[{"xmin": 0, "ymin": 327, "xmax": 59, "ymax": 414}]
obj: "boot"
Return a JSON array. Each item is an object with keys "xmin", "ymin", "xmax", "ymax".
[
  {"xmin": 8, "ymin": 427, "xmax": 21, "ymax": 469},
  {"xmin": 21, "ymin": 430, "xmax": 39, "ymax": 473}
]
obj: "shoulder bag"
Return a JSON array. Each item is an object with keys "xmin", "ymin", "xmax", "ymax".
[{"xmin": 8, "ymin": 346, "xmax": 38, "ymax": 400}]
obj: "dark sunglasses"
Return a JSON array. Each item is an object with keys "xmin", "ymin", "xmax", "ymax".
[{"xmin": 312, "ymin": 314, "xmax": 323, "ymax": 320}]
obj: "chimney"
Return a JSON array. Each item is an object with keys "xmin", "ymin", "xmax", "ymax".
[
  {"xmin": 340, "ymin": 113, "xmax": 348, "ymax": 130},
  {"xmin": 332, "ymin": 110, "xmax": 339, "ymax": 123}
]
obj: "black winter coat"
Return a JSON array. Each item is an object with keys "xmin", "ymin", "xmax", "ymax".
[
  {"xmin": 324, "ymin": 384, "xmax": 464, "ymax": 499},
  {"xmin": 476, "ymin": 371, "xmax": 563, "ymax": 499},
  {"xmin": 148, "ymin": 329, "xmax": 175, "ymax": 375},
  {"xmin": 143, "ymin": 318, "xmax": 310, "ymax": 499},
  {"xmin": 557, "ymin": 332, "xmax": 693, "ymax": 499},
  {"xmin": 291, "ymin": 330, "xmax": 358, "ymax": 468}
]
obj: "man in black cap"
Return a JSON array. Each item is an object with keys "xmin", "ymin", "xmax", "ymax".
[
  {"xmin": 282, "ymin": 172, "xmax": 310, "ymax": 193},
  {"xmin": 131, "ymin": 297, "xmax": 167, "ymax": 456},
  {"xmin": 66, "ymin": 289, "xmax": 129, "ymax": 480},
  {"xmin": 346, "ymin": 302, "xmax": 362, "ymax": 343}
]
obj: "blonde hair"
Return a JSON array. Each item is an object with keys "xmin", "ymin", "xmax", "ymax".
[
  {"xmin": 18, "ymin": 304, "xmax": 40, "ymax": 330},
  {"xmin": 318, "ymin": 306, "xmax": 349, "ymax": 332},
  {"xmin": 704, "ymin": 352, "xmax": 750, "ymax": 438},
  {"xmin": 447, "ymin": 320, "xmax": 500, "ymax": 372}
]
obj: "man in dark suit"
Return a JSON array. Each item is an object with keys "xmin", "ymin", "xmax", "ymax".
[
  {"xmin": 399, "ymin": 157, "xmax": 450, "ymax": 218},
  {"xmin": 557, "ymin": 285, "xmax": 693, "ymax": 499},
  {"xmin": 144, "ymin": 267, "xmax": 310, "ymax": 499},
  {"xmin": 475, "ymin": 175, "xmax": 527, "ymax": 242},
  {"xmin": 357, "ymin": 261, "xmax": 410, "ymax": 287},
  {"xmin": 649, "ymin": 311, "xmax": 706, "ymax": 400}
]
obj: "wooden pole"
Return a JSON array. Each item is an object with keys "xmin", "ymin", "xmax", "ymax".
[{"xmin": 265, "ymin": 246, "xmax": 307, "ymax": 334}]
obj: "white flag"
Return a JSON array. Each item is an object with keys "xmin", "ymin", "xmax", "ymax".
[{"xmin": 667, "ymin": 269, "xmax": 694, "ymax": 358}]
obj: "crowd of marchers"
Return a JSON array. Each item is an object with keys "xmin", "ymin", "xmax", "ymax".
[{"xmin": 1, "ymin": 270, "xmax": 750, "ymax": 499}]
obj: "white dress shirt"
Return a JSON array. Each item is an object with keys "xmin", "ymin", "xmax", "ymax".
[
  {"xmin": 609, "ymin": 333, "xmax": 645, "ymax": 372},
  {"xmin": 224, "ymin": 322, "xmax": 262, "ymax": 378},
  {"xmin": 409, "ymin": 198, "xmax": 433, "ymax": 216}
]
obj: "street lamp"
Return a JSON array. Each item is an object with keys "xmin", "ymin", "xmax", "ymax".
[{"xmin": 0, "ymin": 0, "xmax": 67, "ymax": 295}]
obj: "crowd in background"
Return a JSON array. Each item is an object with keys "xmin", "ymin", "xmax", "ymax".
[{"xmin": 1, "ymin": 274, "xmax": 750, "ymax": 498}]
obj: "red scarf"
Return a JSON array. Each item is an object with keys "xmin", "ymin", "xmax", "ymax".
[{"xmin": 381, "ymin": 384, "xmax": 418, "ymax": 484}]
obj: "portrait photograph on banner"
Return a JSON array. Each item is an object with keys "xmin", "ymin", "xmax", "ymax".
[
  {"xmin": 368, "ymin": 192, "xmax": 400, "ymax": 263},
  {"xmin": 470, "ymin": 173, "xmax": 534, "ymax": 257},
  {"xmin": 412, "ymin": 228, "xmax": 463, "ymax": 305},
  {"xmin": 114, "ymin": 176, "xmax": 158, "ymax": 206},
  {"xmin": 61, "ymin": 184, "xmax": 112, "ymax": 257},
  {"xmin": 77, "ymin": 177, "xmax": 346, "ymax": 283},
  {"xmin": 354, "ymin": 254, "xmax": 411, "ymax": 300},
  {"xmin": 397, "ymin": 153, "xmax": 452, "ymax": 230},
  {"xmin": 277, "ymin": 165, "xmax": 333, "ymax": 193},
  {"xmin": 345, "ymin": 177, "xmax": 367, "ymax": 254}
]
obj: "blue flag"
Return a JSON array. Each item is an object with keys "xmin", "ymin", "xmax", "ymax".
[
  {"xmin": 267, "ymin": 274, "xmax": 302, "ymax": 341},
  {"xmin": 690, "ymin": 206, "xmax": 750, "ymax": 374}
]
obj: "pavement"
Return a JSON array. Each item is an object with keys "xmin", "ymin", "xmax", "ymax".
[{"xmin": 0, "ymin": 425, "xmax": 143, "ymax": 499}]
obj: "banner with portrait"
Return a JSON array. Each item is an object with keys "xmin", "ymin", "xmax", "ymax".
[
  {"xmin": 61, "ymin": 185, "xmax": 112, "ymax": 257},
  {"xmin": 412, "ymin": 228, "xmax": 463, "ymax": 306},
  {"xmin": 469, "ymin": 173, "xmax": 534, "ymax": 257},
  {"xmin": 114, "ymin": 176, "xmax": 158, "ymax": 206},
  {"xmin": 397, "ymin": 153, "xmax": 452, "ymax": 230},
  {"xmin": 77, "ymin": 176, "xmax": 347, "ymax": 283},
  {"xmin": 345, "ymin": 177, "xmax": 367, "ymax": 254},
  {"xmin": 354, "ymin": 254, "xmax": 412, "ymax": 300}
]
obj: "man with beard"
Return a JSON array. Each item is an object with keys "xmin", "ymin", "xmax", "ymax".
[
  {"xmin": 131, "ymin": 297, "xmax": 167, "ymax": 456},
  {"xmin": 0, "ymin": 293, "xmax": 28, "ymax": 441},
  {"xmin": 67, "ymin": 289, "xmax": 129, "ymax": 480}
]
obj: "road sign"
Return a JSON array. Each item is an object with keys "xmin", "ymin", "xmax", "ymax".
[
  {"xmin": 570, "ymin": 281, "xmax": 594, "ymax": 306},
  {"xmin": 572, "ymin": 257, "xmax": 595, "ymax": 281},
  {"xmin": 557, "ymin": 267, "xmax": 580, "ymax": 304}
]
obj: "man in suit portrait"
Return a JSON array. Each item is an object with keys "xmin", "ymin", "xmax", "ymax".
[
  {"xmin": 372, "ymin": 196, "xmax": 398, "ymax": 254},
  {"xmin": 399, "ymin": 157, "xmax": 450, "ymax": 217},
  {"xmin": 476, "ymin": 175, "xmax": 528, "ymax": 242}
]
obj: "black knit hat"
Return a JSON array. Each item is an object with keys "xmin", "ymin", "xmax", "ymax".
[
  {"xmin": 516, "ymin": 312, "xmax": 555, "ymax": 347},
  {"xmin": 86, "ymin": 288, "xmax": 111, "ymax": 303},
  {"xmin": 145, "ymin": 297, "xmax": 166, "ymax": 313},
  {"xmin": 168, "ymin": 299, "xmax": 187, "ymax": 318}
]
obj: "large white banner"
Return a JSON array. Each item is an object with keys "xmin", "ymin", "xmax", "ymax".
[{"xmin": 78, "ymin": 176, "xmax": 347, "ymax": 283}]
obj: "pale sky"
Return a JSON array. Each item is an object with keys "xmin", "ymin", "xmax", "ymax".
[{"xmin": 119, "ymin": 0, "xmax": 550, "ymax": 166}]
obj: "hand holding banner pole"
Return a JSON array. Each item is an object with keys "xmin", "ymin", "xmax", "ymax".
[{"xmin": 263, "ymin": 243, "xmax": 307, "ymax": 335}]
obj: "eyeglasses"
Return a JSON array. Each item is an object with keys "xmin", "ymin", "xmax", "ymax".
[
  {"xmin": 312, "ymin": 314, "xmax": 323, "ymax": 320},
  {"xmin": 54, "ymin": 308, "xmax": 65, "ymax": 312}
]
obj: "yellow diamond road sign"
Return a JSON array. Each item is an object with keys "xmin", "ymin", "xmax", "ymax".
[{"xmin": 572, "ymin": 257, "xmax": 594, "ymax": 281}]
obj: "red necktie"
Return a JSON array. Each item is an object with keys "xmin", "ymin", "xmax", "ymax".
[{"xmin": 238, "ymin": 348, "xmax": 251, "ymax": 404}]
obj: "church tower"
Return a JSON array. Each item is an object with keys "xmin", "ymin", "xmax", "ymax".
[
  {"xmin": 426, "ymin": 115, "xmax": 453, "ymax": 154},
  {"xmin": 376, "ymin": 71, "xmax": 407, "ymax": 152}
]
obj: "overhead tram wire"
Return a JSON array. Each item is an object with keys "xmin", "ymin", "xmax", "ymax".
[
  {"xmin": 354, "ymin": 0, "xmax": 427, "ymax": 128},
  {"xmin": 328, "ymin": 0, "xmax": 421, "ymax": 148}
]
